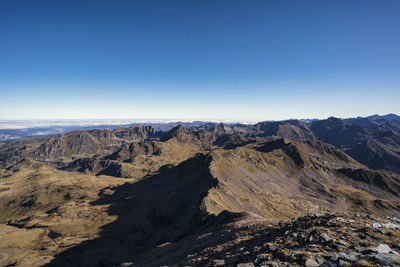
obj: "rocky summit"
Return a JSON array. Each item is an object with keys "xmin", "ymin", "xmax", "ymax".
[{"xmin": 1, "ymin": 115, "xmax": 400, "ymax": 266}]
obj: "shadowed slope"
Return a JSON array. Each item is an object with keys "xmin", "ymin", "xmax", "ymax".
[{"xmin": 45, "ymin": 154, "xmax": 235, "ymax": 266}]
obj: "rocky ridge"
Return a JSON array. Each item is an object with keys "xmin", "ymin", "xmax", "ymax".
[{"xmin": 151, "ymin": 213, "xmax": 400, "ymax": 267}]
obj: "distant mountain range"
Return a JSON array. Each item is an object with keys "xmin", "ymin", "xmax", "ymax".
[
  {"xmin": 1, "ymin": 114, "xmax": 400, "ymax": 175},
  {"xmin": 1, "ymin": 114, "xmax": 400, "ymax": 266},
  {"xmin": 1, "ymin": 114, "xmax": 399, "ymax": 141},
  {"xmin": 0, "ymin": 120, "xmax": 214, "ymax": 141}
]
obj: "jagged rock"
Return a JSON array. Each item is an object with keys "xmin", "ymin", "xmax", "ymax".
[
  {"xmin": 316, "ymin": 256, "xmax": 325, "ymax": 264},
  {"xmin": 370, "ymin": 253, "xmax": 400, "ymax": 266},
  {"xmin": 338, "ymin": 252, "xmax": 359, "ymax": 262},
  {"xmin": 323, "ymin": 252, "xmax": 339, "ymax": 261},
  {"xmin": 236, "ymin": 262, "xmax": 255, "ymax": 267},
  {"xmin": 338, "ymin": 239, "xmax": 349, "ymax": 246},
  {"xmin": 375, "ymin": 244, "xmax": 393, "ymax": 254},
  {"xmin": 338, "ymin": 259, "xmax": 350, "ymax": 267},
  {"xmin": 319, "ymin": 261, "xmax": 336, "ymax": 267},
  {"xmin": 321, "ymin": 233, "xmax": 332, "ymax": 242},
  {"xmin": 305, "ymin": 258, "xmax": 319, "ymax": 267}
]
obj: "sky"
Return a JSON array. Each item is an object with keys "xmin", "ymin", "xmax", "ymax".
[{"xmin": 0, "ymin": 0, "xmax": 399, "ymax": 121}]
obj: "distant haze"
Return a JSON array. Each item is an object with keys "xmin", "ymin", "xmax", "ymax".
[{"xmin": 0, "ymin": 119, "xmax": 254, "ymax": 130}]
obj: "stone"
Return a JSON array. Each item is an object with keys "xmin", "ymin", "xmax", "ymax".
[
  {"xmin": 321, "ymin": 233, "xmax": 332, "ymax": 242},
  {"xmin": 265, "ymin": 242, "xmax": 277, "ymax": 251},
  {"xmin": 237, "ymin": 262, "xmax": 255, "ymax": 267},
  {"xmin": 356, "ymin": 247, "xmax": 374, "ymax": 254},
  {"xmin": 337, "ymin": 259, "xmax": 349, "ymax": 267},
  {"xmin": 382, "ymin": 222, "xmax": 400, "ymax": 230},
  {"xmin": 213, "ymin": 259, "xmax": 225, "ymax": 266},
  {"xmin": 305, "ymin": 258, "xmax": 319, "ymax": 267},
  {"xmin": 256, "ymin": 254, "xmax": 270, "ymax": 262},
  {"xmin": 338, "ymin": 252, "xmax": 358, "ymax": 262},
  {"xmin": 372, "ymin": 223, "xmax": 381, "ymax": 229},
  {"xmin": 323, "ymin": 252, "xmax": 339, "ymax": 261},
  {"xmin": 371, "ymin": 253, "xmax": 400, "ymax": 266},
  {"xmin": 375, "ymin": 244, "xmax": 392, "ymax": 254},
  {"xmin": 319, "ymin": 261, "xmax": 336, "ymax": 267},
  {"xmin": 316, "ymin": 256, "xmax": 325, "ymax": 264}
]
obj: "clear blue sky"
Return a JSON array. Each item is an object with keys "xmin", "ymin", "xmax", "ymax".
[{"xmin": 0, "ymin": 0, "xmax": 399, "ymax": 121}]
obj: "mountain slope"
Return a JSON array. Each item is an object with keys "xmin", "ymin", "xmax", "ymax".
[
  {"xmin": 1, "ymin": 120, "xmax": 400, "ymax": 266},
  {"xmin": 42, "ymin": 138, "xmax": 400, "ymax": 266}
]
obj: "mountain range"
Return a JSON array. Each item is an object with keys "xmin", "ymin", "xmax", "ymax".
[{"xmin": 0, "ymin": 114, "xmax": 400, "ymax": 266}]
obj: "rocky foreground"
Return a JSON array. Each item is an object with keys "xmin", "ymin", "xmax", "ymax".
[{"xmin": 131, "ymin": 213, "xmax": 400, "ymax": 267}]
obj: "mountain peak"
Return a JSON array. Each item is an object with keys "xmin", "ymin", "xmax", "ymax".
[{"xmin": 160, "ymin": 125, "xmax": 193, "ymax": 142}]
